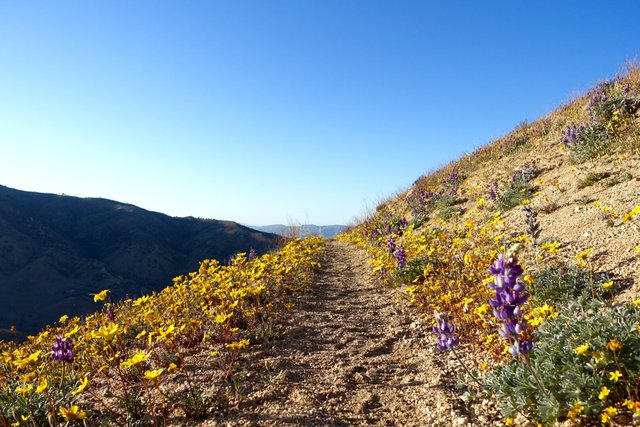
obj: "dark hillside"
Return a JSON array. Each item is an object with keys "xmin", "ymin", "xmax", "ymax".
[{"xmin": 0, "ymin": 185, "xmax": 277, "ymax": 339}]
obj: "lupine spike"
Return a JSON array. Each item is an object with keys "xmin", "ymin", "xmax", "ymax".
[{"xmin": 487, "ymin": 253, "xmax": 532, "ymax": 357}]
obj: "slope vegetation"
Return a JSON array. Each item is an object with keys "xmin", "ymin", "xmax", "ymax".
[
  {"xmin": 0, "ymin": 185, "xmax": 277, "ymax": 338},
  {"xmin": 340, "ymin": 65, "xmax": 640, "ymax": 425}
]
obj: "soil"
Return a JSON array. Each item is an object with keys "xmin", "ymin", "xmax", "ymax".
[{"xmin": 204, "ymin": 240, "xmax": 486, "ymax": 427}]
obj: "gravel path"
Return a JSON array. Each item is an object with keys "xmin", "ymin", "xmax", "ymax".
[{"xmin": 211, "ymin": 240, "xmax": 469, "ymax": 426}]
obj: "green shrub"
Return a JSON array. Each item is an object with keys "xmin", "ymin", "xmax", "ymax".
[
  {"xmin": 530, "ymin": 263, "xmax": 611, "ymax": 308},
  {"xmin": 486, "ymin": 300, "xmax": 640, "ymax": 425},
  {"xmin": 389, "ymin": 256, "xmax": 431, "ymax": 286},
  {"xmin": 562, "ymin": 80, "xmax": 640, "ymax": 162},
  {"xmin": 494, "ymin": 165, "xmax": 540, "ymax": 212},
  {"xmin": 577, "ymin": 171, "xmax": 611, "ymax": 189}
]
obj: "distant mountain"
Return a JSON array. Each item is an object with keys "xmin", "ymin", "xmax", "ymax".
[
  {"xmin": 248, "ymin": 224, "xmax": 345, "ymax": 238},
  {"xmin": 0, "ymin": 185, "xmax": 278, "ymax": 339}
]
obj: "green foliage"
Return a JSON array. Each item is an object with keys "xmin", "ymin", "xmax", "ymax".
[
  {"xmin": 577, "ymin": 171, "xmax": 611, "ymax": 189},
  {"xmin": 563, "ymin": 80, "xmax": 640, "ymax": 162},
  {"xmin": 494, "ymin": 166, "xmax": 540, "ymax": 212},
  {"xmin": 486, "ymin": 300, "xmax": 640, "ymax": 425},
  {"xmin": 530, "ymin": 263, "xmax": 611, "ymax": 308},
  {"xmin": 576, "ymin": 196, "xmax": 594, "ymax": 205},
  {"xmin": 389, "ymin": 256, "xmax": 431, "ymax": 286},
  {"xmin": 538, "ymin": 201, "xmax": 560, "ymax": 214},
  {"xmin": 567, "ymin": 123, "xmax": 612, "ymax": 163}
]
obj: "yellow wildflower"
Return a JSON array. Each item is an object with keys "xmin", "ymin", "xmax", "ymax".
[
  {"xmin": 92, "ymin": 289, "xmax": 110, "ymax": 302},
  {"xmin": 474, "ymin": 303, "xmax": 490, "ymax": 317},
  {"xmin": 621, "ymin": 205, "xmax": 640, "ymax": 223},
  {"xmin": 574, "ymin": 343, "xmax": 589, "ymax": 356},
  {"xmin": 121, "ymin": 350, "xmax": 149, "ymax": 368},
  {"xmin": 157, "ymin": 324, "xmax": 176, "ymax": 341},
  {"xmin": 609, "ymin": 370, "xmax": 622, "ymax": 382},
  {"xmin": 540, "ymin": 241, "xmax": 561, "ymax": 255},
  {"xmin": 58, "ymin": 405, "xmax": 87, "ymax": 421},
  {"xmin": 14, "ymin": 350, "xmax": 41, "ymax": 368},
  {"xmin": 601, "ymin": 406, "xmax": 617, "ymax": 423},
  {"xmin": 594, "ymin": 201, "xmax": 602, "ymax": 208},
  {"xmin": 15, "ymin": 384, "xmax": 33, "ymax": 394},
  {"xmin": 606, "ymin": 339, "xmax": 623, "ymax": 351},
  {"xmin": 133, "ymin": 295, "xmax": 150, "ymax": 306},
  {"xmin": 143, "ymin": 368, "xmax": 164, "ymax": 381},
  {"xmin": 601, "ymin": 280, "xmax": 614, "ymax": 289},
  {"xmin": 72, "ymin": 377, "xmax": 89, "ymax": 395},
  {"xmin": 567, "ymin": 401, "xmax": 583, "ymax": 419},
  {"xmin": 215, "ymin": 312, "xmax": 232, "ymax": 324},
  {"xmin": 575, "ymin": 248, "xmax": 592, "ymax": 260},
  {"xmin": 36, "ymin": 377, "xmax": 48, "ymax": 393},
  {"xmin": 225, "ymin": 339, "xmax": 250, "ymax": 351},
  {"xmin": 599, "ymin": 386, "xmax": 610, "ymax": 400},
  {"xmin": 59, "ymin": 314, "xmax": 69, "ymax": 323},
  {"xmin": 21, "ymin": 372, "xmax": 36, "ymax": 382},
  {"xmin": 91, "ymin": 322, "xmax": 119, "ymax": 341}
]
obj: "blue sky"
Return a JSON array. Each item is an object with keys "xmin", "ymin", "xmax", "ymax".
[{"xmin": 1, "ymin": 1, "xmax": 638, "ymax": 225}]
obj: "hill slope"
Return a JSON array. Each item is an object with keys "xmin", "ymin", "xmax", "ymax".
[{"xmin": 0, "ymin": 185, "xmax": 278, "ymax": 338}]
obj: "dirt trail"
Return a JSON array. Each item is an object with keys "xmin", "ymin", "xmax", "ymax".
[{"xmin": 213, "ymin": 240, "xmax": 469, "ymax": 426}]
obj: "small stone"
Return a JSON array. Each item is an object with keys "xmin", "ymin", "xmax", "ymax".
[
  {"xmin": 453, "ymin": 416, "xmax": 468, "ymax": 426},
  {"xmin": 574, "ymin": 207, "xmax": 580, "ymax": 213},
  {"xmin": 583, "ymin": 231, "xmax": 590, "ymax": 237}
]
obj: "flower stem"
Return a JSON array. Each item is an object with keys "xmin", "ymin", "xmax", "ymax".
[{"xmin": 452, "ymin": 347, "xmax": 484, "ymax": 389}]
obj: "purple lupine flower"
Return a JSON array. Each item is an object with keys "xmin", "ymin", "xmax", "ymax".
[
  {"xmin": 562, "ymin": 122, "xmax": 587, "ymax": 146},
  {"xmin": 622, "ymin": 84, "xmax": 630, "ymax": 98},
  {"xmin": 51, "ymin": 335, "xmax": 75, "ymax": 363},
  {"xmin": 106, "ymin": 304, "xmax": 116, "ymax": 322},
  {"xmin": 489, "ymin": 181, "xmax": 499, "ymax": 201},
  {"xmin": 394, "ymin": 247, "xmax": 407, "ymax": 270},
  {"xmin": 508, "ymin": 340, "xmax": 533, "ymax": 357},
  {"xmin": 487, "ymin": 254, "xmax": 532, "ymax": 358},
  {"xmin": 387, "ymin": 236, "xmax": 396, "ymax": 255},
  {"xmin": 433, "ymin": 312, "xmax": 459, "ymax": 351}
]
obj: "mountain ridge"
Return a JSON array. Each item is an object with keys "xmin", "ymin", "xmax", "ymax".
[{"xmin": 0, "ymin": 184, "xmax": 278, "ymax": 339}]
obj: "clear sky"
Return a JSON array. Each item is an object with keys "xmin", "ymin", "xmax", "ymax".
[{"xmin": 1, "ymin": 1, "xmax": 639, "ymax": 226}]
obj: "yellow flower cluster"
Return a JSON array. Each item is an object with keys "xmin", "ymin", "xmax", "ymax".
[
  {"xmin": 342, "ymin": 210, "xmax": 538, "ymax": 359},
  {"xmin": 0, "ymin": 237, "xmax": 324, "ymax": 424}
]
